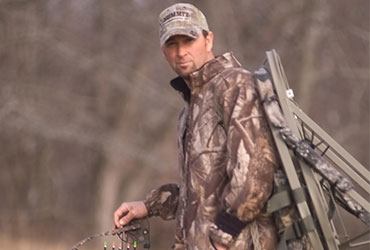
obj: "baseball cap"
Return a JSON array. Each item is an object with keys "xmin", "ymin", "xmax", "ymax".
[{"xmin": 159, "ymin": 3, "xmax": 209, "ymax": 47}]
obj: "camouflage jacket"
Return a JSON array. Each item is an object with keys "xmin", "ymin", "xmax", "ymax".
[{"xmin": 144, "ymin": 52, "xmax": 278, "ymax": 249}]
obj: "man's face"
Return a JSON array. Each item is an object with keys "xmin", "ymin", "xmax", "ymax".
[{"xmin": 162, "ymin": 32, "xmax": 214, "ymax": 78}]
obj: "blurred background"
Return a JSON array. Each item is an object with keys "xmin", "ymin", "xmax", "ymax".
[{"xmin": 0, "ymin": 0, "xmax": 368, "ymax": 249}]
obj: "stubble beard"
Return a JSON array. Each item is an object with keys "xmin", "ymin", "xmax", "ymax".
[{"xmin": 175, "ymin": 61, "xmax": 197, "ymax": 78}]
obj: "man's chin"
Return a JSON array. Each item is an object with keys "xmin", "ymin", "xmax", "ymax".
[
  {"xmin": 176, "ymin": 68, "xmax": 194, "ymax": 78},
  {"xmin": 178, "ymin": 73, "xmax": 190, "ymax": 78}
]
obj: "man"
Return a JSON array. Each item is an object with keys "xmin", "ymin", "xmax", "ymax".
[{"xmin": 114, "ymin": 3, "xmax": 278, "ymax": 249}]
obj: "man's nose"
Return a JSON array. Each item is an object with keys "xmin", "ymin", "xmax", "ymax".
[{"xmin": 176, "ymin": 44, "xmax": 187, "ymax": 57}]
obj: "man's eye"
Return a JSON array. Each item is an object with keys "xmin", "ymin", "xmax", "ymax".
[
  {"xmin": 165, "ymin": 41, "xmax": 176, "ymax": 47},
  {"xmin": 184, "ymin": 37, "xmax": 194, "ymax": 43}
]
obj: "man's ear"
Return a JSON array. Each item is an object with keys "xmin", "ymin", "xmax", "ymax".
[{"xmin": 205, "ymin": 31, "xmax": 214, "ymax": 52}]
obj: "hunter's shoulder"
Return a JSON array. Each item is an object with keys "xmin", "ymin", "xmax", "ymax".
[{"xmin": 216, "ymin": 67, "xmax": 254, "ymax": 92}]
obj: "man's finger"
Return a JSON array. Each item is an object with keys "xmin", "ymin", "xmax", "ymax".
[
  {"xmin": 119, "ymin": 210, "xmax": 136, "ymax": 226},
  {"xmin": 114, "ymin": 204, "xmax": 129, "ymax": 227}
]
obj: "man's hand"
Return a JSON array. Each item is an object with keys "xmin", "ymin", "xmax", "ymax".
[
  {"xmin": 210, "ymin": 237, "xmax": 228, "ymax": 250},
  {"xmin": 213, "ymin": 242, "xmax": 228, "ymax": 250},
  {"xmin": 113, "ymin": 201, "xmax": 148, "ymax": 228}
]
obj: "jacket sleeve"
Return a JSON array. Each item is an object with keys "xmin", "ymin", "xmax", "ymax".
[
  {"xmin": 143, "ymin": 183, "xmax": 179, "ymax": 220},
  {"xmin": 209, "ymin": 71, "xmax": 277, "ymax": 246}
]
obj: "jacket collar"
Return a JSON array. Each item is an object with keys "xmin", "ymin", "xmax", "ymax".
[
  {"xmin": 170, "ymin": 52, "xmax": 241, "ymax": 103},
  {"xmin": 170, "ymin": 76, "xmax": 191, "ymax": 103}
]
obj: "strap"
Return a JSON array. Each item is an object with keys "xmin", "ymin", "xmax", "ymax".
[
  {"xmin": 215, "ymin": 210, "xmax": 247, "ymax": 237},
  {"xmin": 320, "ymin": 179, "xmax": 337, "ymax": 220},
  {"xmin": 292, "ymin": 186, "xmax": 306, "ymax": 204},
  {"xmin": 267, "ymin": 187, "xmax": 306, "ymax": 214},
  {"xmin": 300, "ymin": 216, "xmax": 316, "ymax": 234},
  {"xmin": 277, "ymin": 216, "xmax": 316, "ymax": 250},
  {"xmin": 267, "ymin": 190, "xmax": 291, "ymax": 214}
]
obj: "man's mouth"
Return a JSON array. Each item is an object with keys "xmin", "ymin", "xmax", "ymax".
[
  {"xmin": 177, "ymin": 61, "xmax": 190, "ymax": 66},
  {"xmin": 177, "ymin": 61, "xmax": 190, "ymax": 64}
]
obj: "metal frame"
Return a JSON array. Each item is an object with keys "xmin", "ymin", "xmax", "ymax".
[{"xmin": 265, "ymin": 50, "xmax": 370, "ymax": 249}]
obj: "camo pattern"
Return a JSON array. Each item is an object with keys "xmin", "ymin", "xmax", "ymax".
[
  {"xmin": 144, "ymin": 53, "xmax": 278, "ymax": 249},
  {"xmin": 255, "ymin": 67, "xmax": 370, "ymax": 228}
]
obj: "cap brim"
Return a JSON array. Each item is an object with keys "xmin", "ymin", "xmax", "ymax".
[{"xmin": 160, "ymin": 26, "xmax": 201, "ymax": 47}]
